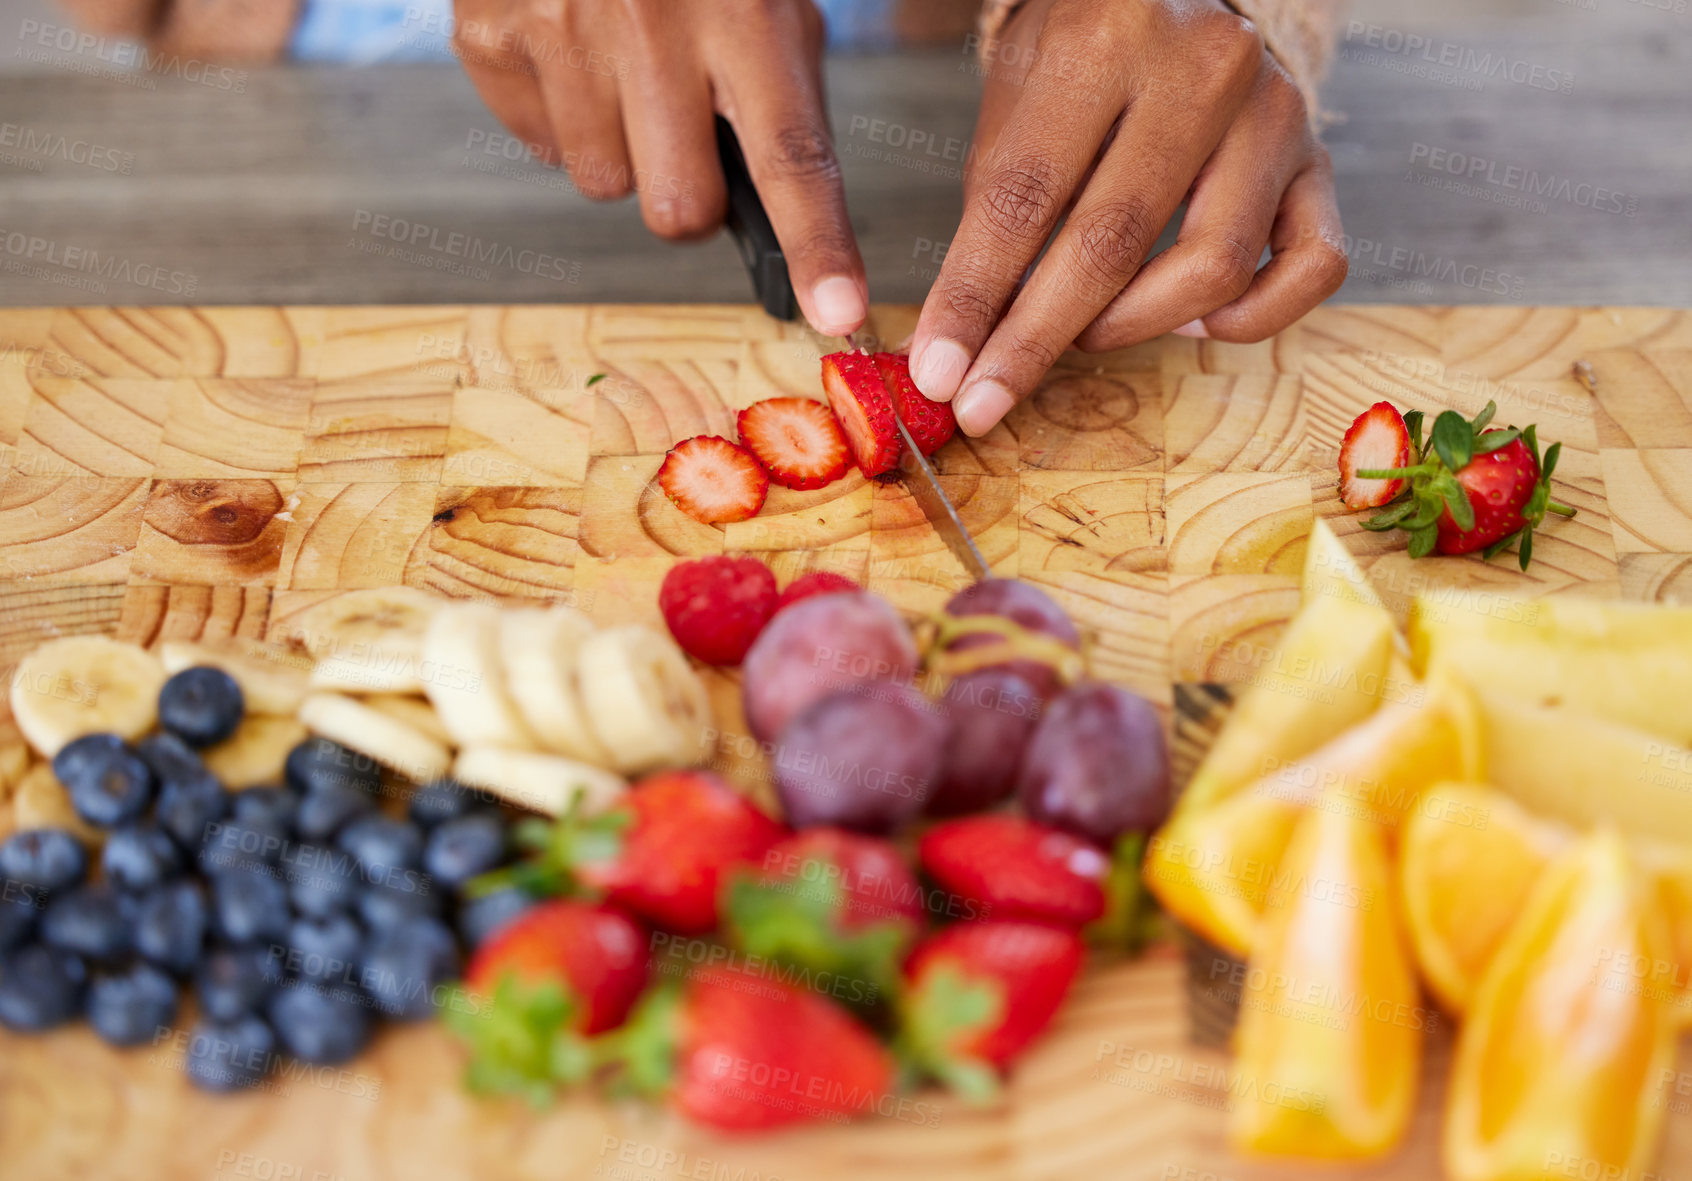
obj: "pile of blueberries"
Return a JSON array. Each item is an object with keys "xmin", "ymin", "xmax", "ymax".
[{"xmin": 0, "ymin": 666, "xmax": 537, "ymax": 1091}]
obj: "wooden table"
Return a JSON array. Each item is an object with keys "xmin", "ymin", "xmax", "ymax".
[{"xmin": 1, "ymin": 301, "xmax": 1690, "ymax": 1180}]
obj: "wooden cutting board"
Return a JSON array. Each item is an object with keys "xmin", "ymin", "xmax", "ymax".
[{"xmin": 1, "ymin": 303, "xmax": 1690, "ymax": 1181}]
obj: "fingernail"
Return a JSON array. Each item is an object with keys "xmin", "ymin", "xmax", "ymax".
[
  {"xmin": 910, "ymin": 339, "xmax": 973, "ymax": 402},
  {"xmin": 954, "ymin": 379, "xmax": 1016, "ymax": 437},
  {"xmin": 810, "ymin": 276, "xmax": 866, "ymax": 336},
  {"xmin": 1173, "ymin": 318, "xmax": 1210, "ymax": 339}
]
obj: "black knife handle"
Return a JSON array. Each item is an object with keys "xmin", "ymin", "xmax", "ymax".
[{"xmin": 716, "ymin": 116, "xmax": 798, "ymax": 322}]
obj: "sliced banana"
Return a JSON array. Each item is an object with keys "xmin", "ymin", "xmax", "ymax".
[
  {"xmin": 576, "ymin": 625, "xmax": 711, "ymax": 775},
  {"xmin": 12, "ymin": 762, "xmax": 103, "ymax": 845},
  {"xmin": 452, "ymin": 746, "xmax": 626, "ymax": 816},
  {"xmin": 499, "ymin": 606, "xmax": 612, "ymax": 765},
  {"xmin": 420, "ymin": 601, "xmax": 537, "ymax": 751},
  {"xmin": 9, "ymin": 636, "xmax": 166, "ymax": 757},
  {"xmin": 292, "ymin": 588, "xmax": 440, "ymax": 694},
  {"xmin": 161, "ymin": 638, "xmax": 312, "ymax": 717},
  {"xmin": 202, "ymin": 714, "xmax": 309, "ymax": 790},
  {"xmin": 299, "ymin": 693, "xmax": 451, "ymax": 784},
  {"xmin": 363, "ymin": 694, "xmax": 454, "ymax": 749}
]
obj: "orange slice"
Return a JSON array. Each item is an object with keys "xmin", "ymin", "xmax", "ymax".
[
  {"xmin": 1443, "ymin": 830, "xmax": 1677, "ymax": 1181},
  {"xmin": 1637, "ymin": 841, "xmax": 1692, "ymax": 1030}
]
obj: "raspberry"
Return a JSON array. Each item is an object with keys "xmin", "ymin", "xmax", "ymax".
[{"xmin": 659, "ymin": 556, "xmax": 780, "ymax": 666}]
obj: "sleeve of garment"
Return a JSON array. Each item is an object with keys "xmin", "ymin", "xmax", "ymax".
[
  {"xmin": 977, "ymin": 0, "xmax": 1350, "ymax": 126},
  {"xmin": 55, "ymin": 0, "xmax": 301, "ymax": 61}
]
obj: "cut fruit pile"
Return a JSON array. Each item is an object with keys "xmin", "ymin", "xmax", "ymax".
[
  {"xmin": 1144, "ymin": 517, "xmax": 1692, "ymax": 1178},
  {"xmin": 657, "ymin": 352, "xmax": 958, "ymax": 526}
]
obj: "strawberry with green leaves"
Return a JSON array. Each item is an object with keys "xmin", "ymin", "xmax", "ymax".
[{"xmin": 1340, "ymin": 399, "xmax": 1576, "ymax": 569}]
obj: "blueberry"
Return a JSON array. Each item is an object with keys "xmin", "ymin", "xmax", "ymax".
[
  {"xmin": 103, "ymin": 824, "xmax": 183, "ymax": 892},
  {"xmin": 285, "ymin": 914, "xmax": 363, "ymax": 984},
  {"xmin": 361, "ymin": 915, "xmax": 460, "ymax": 1021},
  {"xmin": 233, "ymin": 787, "xmax": 298, "ymax": 835},
  {"xmin": 294, "ymin": 782, "xmax": 376, "ymax": 844},
  {"xmin": 196, "ymin": 811, "xmax": 290, "ymax": 878},
  {"xmin": 134, "ymin": 880, "xmax": 207, "ymax": 975},
  {"xmin": 0, "ymin": 945, "xmax": 88, "ymax": 1031},
  {"xmin": 195, "ymin": 946, "xmax": 279, "ymax": 1022},
  {"xmin": 87, "ymin": 961, "xmax": 179, "ymax": 1046},
  {"xmin": 422, "ymin": 813, "xmax": 508, "ymax": 891},
  {"xmin": 155, "ymin": 773, "xmax": 231, "ymax": 854},
  {"xmin": 158, "ymin": 666, "xmax": 244, "ymax": 747},
  {"xmin": 58, "ymin": 738, "xmax": 154, "ymax": 829},
  {"xmin": 285, "ymin": 737, "xmax": 381, "ymax": 798},
  {"xmin": 337, "ymin": 815, "xmax": 423, "ymax": 879},
  {"xmin": 210, "ymin": 869, "xmax": 289, "ymax": 946},
  {"xmin": 357, "ymin": 874, "xmax": 441, "ymax": 933},
  {"xmin": 285, "ymin": 844, "xmax": 360, "ymax": 918},
  {"xmin": 0, "ymin": 894, "xmax": 39, "ymax": 953},
  {"xmin": 457, "ymin": 886, "xmax": 536, "ymax": 948},
  {"xmin": 268, "ymin": 983, "xmax": 371, "ymax": 1065},
  {"xmin": 41, "ymin": 883, "xmax": 134, "ymax": 963},
  {"xmin": 407, "ymin": 779, "xmax": 480, "ymax": 828},
  {"xmin": 137, "ymin": 732, "xmax": 216, "ymax": 791},
  {"xmin": 185, "ymin": 1014, "xmax": 275, "ymax": 1092},
  {"xmin": 0, "ymin": 828, "xmax": 89, "ymax": 897}
]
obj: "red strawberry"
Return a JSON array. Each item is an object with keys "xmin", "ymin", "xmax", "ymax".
[
  {"xmin": 608, "ymin": 965, "xmax": 896, "ymax": 1130},
  {"xmin": 919, "ymin": 815, "xmax": 1110, "ymax": 929},
  {"xmin": 901, "ymin": 921, "xmax": 1084, "ymax": 1093},
  {"xmin": 1337, "ymin": 400, "xmax": 1412, "ymax": 509},
  {"xmin": 1436, "ymin": 432, "xmax": 1540, "ymax": 554},
  {"xmin": 875, "ymin": 352, "xmax": 956, "ymax": 456},
  {"xmin": 736, "ymin": 398, "xmax": 850, "ymax": 490},
  {"xmin": 659, "ymin": 555, "xmax": 779, "ymax": 665},
  {"xmin": 447, "ymin": 900, "xmax": 649, "ymax": 1102},
  {"xmin": 821, "ymin": 352, "xmax": 901, "ymax": 477},
  {"xmin": 657, "ymin": 435, "xmax": 768, "ymax": 524},
  {"xmin": 774, "ymin": 570, "xmax": 859, "ymax": 613}
]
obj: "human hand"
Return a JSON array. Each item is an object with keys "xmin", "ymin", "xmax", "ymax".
[
  {"xmin": 452, "ymin": 0, "xmax": 868, "ymax": 335},
  {"xmin": 911, "ymin": 0, "xmax": 1348, "ymax": 435}
]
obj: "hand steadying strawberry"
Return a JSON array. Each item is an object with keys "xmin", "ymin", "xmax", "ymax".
[{"xmin": 1337, "ymin": 399, "xmax": 1575, "ymax": 569}]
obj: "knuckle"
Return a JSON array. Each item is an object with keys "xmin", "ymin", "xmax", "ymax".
[
  {"xmin": 1190, "ymin": 236, "xmax": 1259, "ymax": 300},
  {"xmin": 1299, "ymin": 240, "xmax": 1350, "ymax": 293},
  {"xmin": 645, "ymin": 197, "xmax": 721, "ymax": 241},
  {"xmin": 1075, "ymin": 317, "xmax": 1126, "ymax": 354},
  {"xmin": 978, "ymin": 159, "xmax": 1064, "ymax": 245},
  {"xmin": 1072, "ymin": 198, "xmax": 1159, "ymax": 288},
  {"xmin": 939, "ymin": 279, "xmax": 1003, "ymax": 329},
  {"xmin": 768, "ymin": 123, "xmax": 841, "ymax": 183},
  {"xmin": 1000, "ymin": 328, "xmax": 1065, "ymax": 373}
]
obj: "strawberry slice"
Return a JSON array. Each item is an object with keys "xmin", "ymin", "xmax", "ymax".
[
  {"xmin": 821, "ymin": 352, "xmax": 901, "ymax": 477},
  {"xmin": 1337, "ymin": 401, "xmax": 1413, "ymax": 509},
  {"xmin": 657, "ymin": 435, "xmax": 768, "ymax": 524},
  {"xmin": 736, "ymin": 397, "xmax": 849, "ymax": 490},
  {"xmin": 875, "ymin": 352, "xmax": 956, "ymax": 456}
]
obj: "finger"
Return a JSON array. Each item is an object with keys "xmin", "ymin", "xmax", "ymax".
[
  {"xmin": 454, "ymin": 25, "xmax": 559, "ymax": 163},
  {"xmin": 1195, "ymin": 153, "xmax": 1348, "ymax": 342},
  {"xmin": 617, "ymin": 38, "xmax": 727, "ymax": 240},
  {"xmin": 1076, "ymin": 74, "xmax": 1310, "ymax": 351},
  {"xmin": 950, "ymin": 28, "xmax": 1263, "ymax": 435},
  {"xmin": 715, "ymin": 12, "xmax": 867, "ymax": 336},
  {"xmin": 534, "ymin": 54, "xmax": 633, "ymax": 201}
]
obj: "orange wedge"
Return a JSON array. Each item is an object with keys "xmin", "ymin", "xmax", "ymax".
[
  {"xmin": 1229, "ymin": 796, "xmax": 1423, "ymax": 1159},
  {"xmin": 1399, "ymin": 782, "xmax": 1571, "ymax": 1014},
  {"xmin": 1444, "ymin": 830, "xmax": 1677, "ymax": 1181},
  {"xmin": 1637, "ymin": 841, "xmax": 1692, "ymax": 1030}
]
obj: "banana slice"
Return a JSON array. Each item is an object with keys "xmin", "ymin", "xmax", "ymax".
[
  {"xmin": 420, "ymin": 601, "xmax": 536, "ymax": 751},
  {"xmin": 363, "ymin": 694, "xmax": 453, "ymax": 749},
  {"xmin": 452, "ymin": 746, "xmax": 626, "ymax": 816},
  {"xmin": 291, "ymin": 588, "xmax": 440, "ymax": 694},
  {"xmin": 13, "ymin": 762, "xmax": 103, "ymax": 845},
  {"xmin": 299, "ymin": 693, "xmax": 451, "ymax": 784},
  {"xmin": 499, "ymin": 606, "xmax": 612, "ymax": 765},
  {"xmin": 160, "ymin": 638, "xmax": 312, "ymax": 717},
  {"xmin": 576, "ymin": 625, "xmax": 711, "ymax": 775},
  {"xmin": 9, "ymin": 636, "xmax": 167, "ymax": 757},
  {"xmin": 202, "ymin": 714, "xmax": 309, "ymax": 790}
]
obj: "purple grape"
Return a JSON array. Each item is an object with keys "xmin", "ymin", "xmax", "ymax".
[
  {"xmin": 941, "ymin": 579, "xmax": 1081, "ymax": 700},
  {"xmin": 773, "ymin": 683, "xmax": 949, "ymax": 833},
  {"xmin": 740, "ymin": 592, "xmax": 918, "ymax": 742},
  {"xmin": 926, "ymin": 669, "xmax": 1044, "ymax": 817},
  {"xmin": 1016, "ymin": 682, "xmax": 1169, "ymax": 844}
]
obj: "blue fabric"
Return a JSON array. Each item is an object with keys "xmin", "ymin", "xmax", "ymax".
[{"xmin": 289, "ymin": 0, "xmax": 456, "ymax": 63}]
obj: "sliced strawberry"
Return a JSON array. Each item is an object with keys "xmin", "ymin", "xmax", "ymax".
[
  {"xmin": 919, "ymin": 815, "xmax": 1110, "ymax": 929},
  {"xmin": 736, "ymin": 398, "xmax": 849, "ymax": 490},
  {"xmin": 774, "ymin": 570, "xmax": 859, "ymax": 614},
  {"xmin": 657, "ymin": 435, "xmax": 768, "ymax": 524},
  {"xmin": 875, "ymin": 352, "xmax": 956, "ymax": 455},
  {"xmin": 1337, "ymin": 401, "xmax": 1413, "ymax": 509},
  {"xmin": 821, "ymin": 352, "xmax": 901, "ymax": 477},
  {"xmin": 659, "ymin": 555, "xmax": 779, "ymax": 666}
]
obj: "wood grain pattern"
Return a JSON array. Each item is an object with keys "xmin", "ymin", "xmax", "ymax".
[{"xmin": 1, "ymin": 302, "xmax": 1689, "ymax": 1181}]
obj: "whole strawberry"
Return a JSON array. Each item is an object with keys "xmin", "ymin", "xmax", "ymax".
[
  {"xmin": 1347, "ymin": 400, "xmax": 1575, "ymax": 569},
  {"xmin": 919, "ymin": 815, "xmax": 1110, "ymax": 929}
]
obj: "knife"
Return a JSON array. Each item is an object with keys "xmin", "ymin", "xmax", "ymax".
[
  {"xmin": 895, "ymin": 419, "xmax": 991, "ymax": 582},
  {"xmin": 715, "ymin": 116, "xmax": 798, "ymax": 322}
]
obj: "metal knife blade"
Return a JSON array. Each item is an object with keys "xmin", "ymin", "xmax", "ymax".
[{"xmin": 894, "ymin": 419, "xmax": 990, "ymax": 582}]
